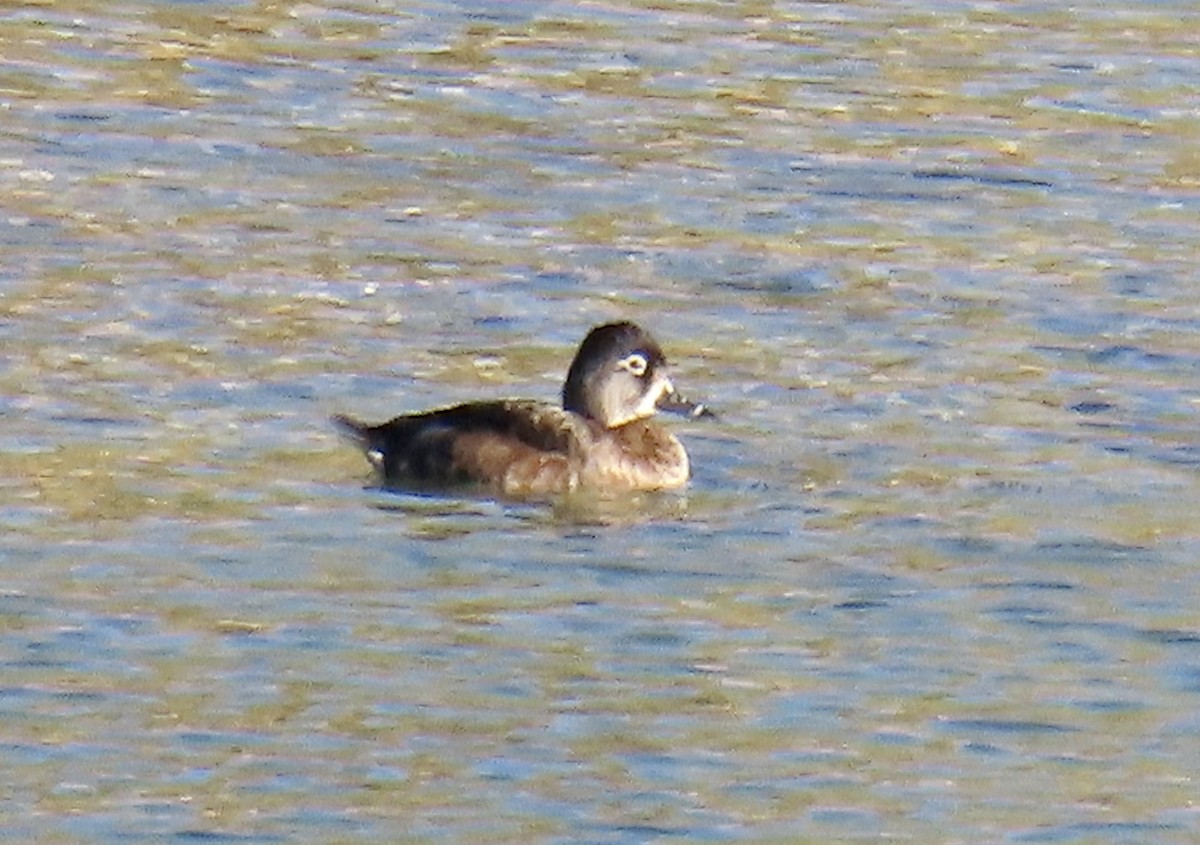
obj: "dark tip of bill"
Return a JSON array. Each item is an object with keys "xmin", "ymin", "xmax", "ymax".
[{"xmin": 659, "ymin": 393, "xmax": 717, "ymax": 420}]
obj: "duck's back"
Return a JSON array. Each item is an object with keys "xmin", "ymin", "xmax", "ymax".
[{"xmin": 334, "ymin": 400, "xmax": 589, "ymax": 496}]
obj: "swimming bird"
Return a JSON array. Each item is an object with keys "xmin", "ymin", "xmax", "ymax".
[{"xmin": 334, "ymin": 321, "xmax": 706, "ymax": 497}]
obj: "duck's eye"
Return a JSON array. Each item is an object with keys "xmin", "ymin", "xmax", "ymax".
[{"xmin": 618, "ymin": 353, "xmax": 648, "ymax": 377}]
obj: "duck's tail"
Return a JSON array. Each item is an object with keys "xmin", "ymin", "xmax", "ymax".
[
  {"xmin": 333, "ymin": 414, "xmax": 389, "ymax": 475},
  {"xmin": 332, "ymin": 414, "xmax": 371, "ymax": 445}
]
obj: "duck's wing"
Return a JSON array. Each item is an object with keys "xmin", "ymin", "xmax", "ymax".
[{"xmin": 334, "ymin": 400, "xmax": 589, "ymax": 494}]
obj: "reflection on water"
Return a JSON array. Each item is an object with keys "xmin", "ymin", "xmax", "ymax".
[{"xmin": 3, "ymin": 0, "xmax": 1200, "ymax": 841}]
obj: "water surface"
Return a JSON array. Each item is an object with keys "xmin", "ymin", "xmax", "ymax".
[{"xmin": 3, "ymin": 1, "xmax": 1200, "ymax": 842}]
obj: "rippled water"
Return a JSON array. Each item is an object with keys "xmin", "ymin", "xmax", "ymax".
[{"xmin": 3, "ymin": 0, "xmax": 1200, "ymax": 842}]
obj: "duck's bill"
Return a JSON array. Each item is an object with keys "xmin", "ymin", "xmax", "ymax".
[{"xmin": 658, "ymin": 388, "xmax": 716, "ymax": 420}]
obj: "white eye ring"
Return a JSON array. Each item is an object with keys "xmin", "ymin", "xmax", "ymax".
[{"xmin": 619, "ymin": 353, "xmax": 648, "ymax": 377}]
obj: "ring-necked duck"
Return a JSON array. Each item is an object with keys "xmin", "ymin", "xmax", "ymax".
[{"xmin": 334, "ymin": 321, "xmax": 708, "ymax": 497}]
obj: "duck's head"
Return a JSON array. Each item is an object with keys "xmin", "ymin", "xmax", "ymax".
[{"xmin": 562, "ymin": 321, "xmax": 704, "ymax": 428}]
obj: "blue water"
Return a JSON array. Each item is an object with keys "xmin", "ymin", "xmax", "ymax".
[{"xmin": 3, "ymin": 0, "xmax": 1200, "ymax": 842}]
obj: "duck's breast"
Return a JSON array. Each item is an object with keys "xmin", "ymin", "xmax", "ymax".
[{"xmin": 581, "ymin": 421, "xmax": 690, "ymax": 491}]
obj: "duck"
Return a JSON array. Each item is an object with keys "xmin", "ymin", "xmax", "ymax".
[{"xmin": 334, "ymin": 321, "xmax": 707, "ymax": 497}]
